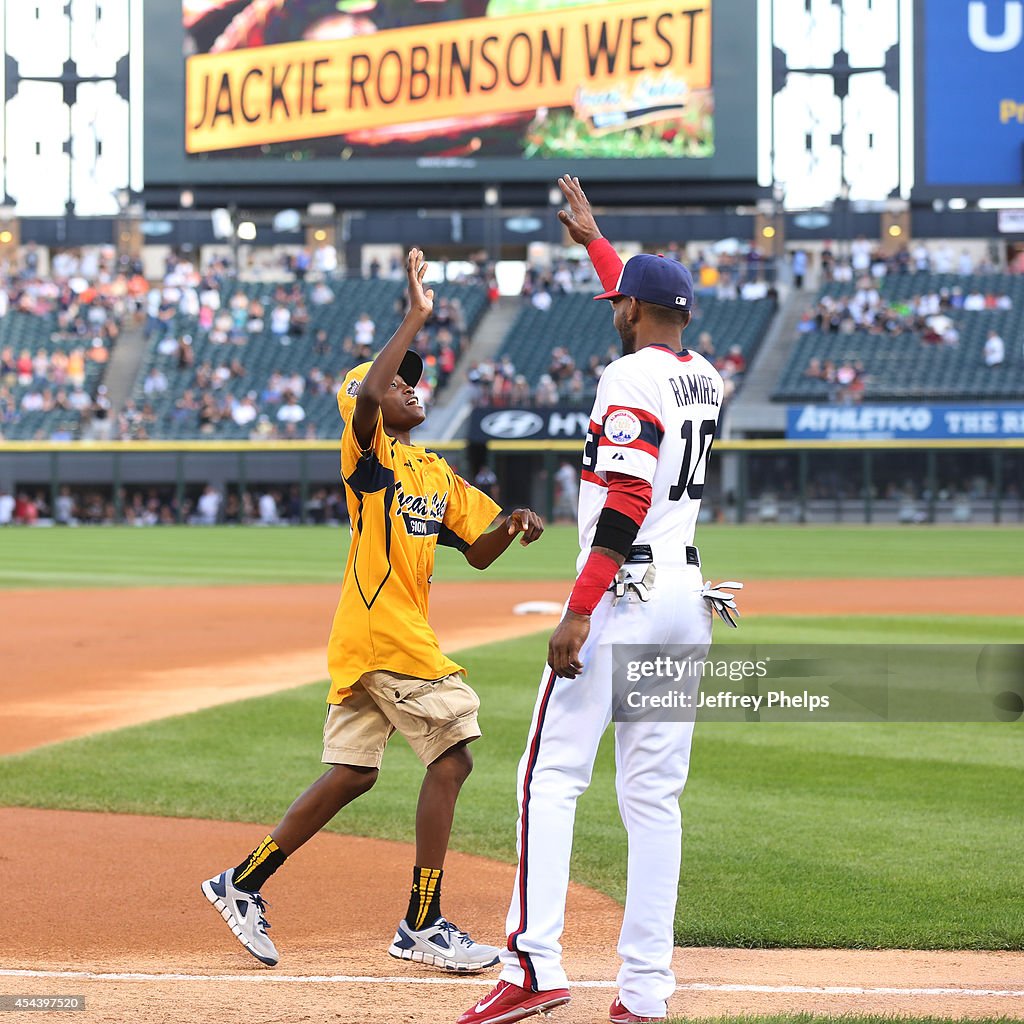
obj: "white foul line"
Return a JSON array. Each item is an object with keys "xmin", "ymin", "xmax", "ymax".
[{"xmin": 0, "ymin": 970, "xmax": 1022, "ymax": 997}]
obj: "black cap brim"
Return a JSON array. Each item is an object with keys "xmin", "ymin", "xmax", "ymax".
[{"xmin": 398, "ymin": 351, "xmax": 423, "ymax": 388}]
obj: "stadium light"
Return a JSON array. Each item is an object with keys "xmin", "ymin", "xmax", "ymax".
[
  {"xmin": 484, "ymin": 186, "xmax": 500, "ymax": 207},
  {"xmin": 977, "ymin": 197, "xmax": 1024, "ymax": 210},
  {"xmin": 887, "ymin": 224, "xmax": 903, "ymax": 238},
  {"xmin": 179, "ymin": 189, "xmax": 194, "ymax": 209},
  {"xmin": 947, "ymin": 198, "xmax": 968, "ymax": 211},
  {"xmin": 237, "ymin": 221, "xmax": 257, "ymax": 241}
]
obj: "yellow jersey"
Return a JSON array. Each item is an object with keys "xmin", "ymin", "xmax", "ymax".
[{"xmin": 326, "ymin": 409, "xmax": 501, "ymax": 703}]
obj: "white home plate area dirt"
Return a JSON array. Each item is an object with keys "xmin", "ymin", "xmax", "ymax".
[{"xmin": 2, "ymin": 578, "xmax": 1024, "ymax": 1022}]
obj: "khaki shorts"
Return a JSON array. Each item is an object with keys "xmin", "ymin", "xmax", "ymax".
[{"xmin": 322, "ymin": 669, "xmax": 481, "ymax": 769}]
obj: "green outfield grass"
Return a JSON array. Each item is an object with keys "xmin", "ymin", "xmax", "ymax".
[
  {"xmin": 2, "ymin": 622, "xmax": 1020, "ymax": 951},
  {"xmin": 0, "ymin": 524, "xmax": 1022, "ymax": 589}
]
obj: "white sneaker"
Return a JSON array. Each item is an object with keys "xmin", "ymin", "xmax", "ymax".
[
  {"xmin": 201, "ymin": 869, "xmax": 279, "ymax": 966},
  {"xmin": 388, "ymin": 916, "xmax": 500, "ymax": 972}
]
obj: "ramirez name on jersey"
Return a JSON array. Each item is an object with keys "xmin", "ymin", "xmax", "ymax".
[{"xmin": 669, "ymin": 372, "xmax": 721, "ymax": 408}]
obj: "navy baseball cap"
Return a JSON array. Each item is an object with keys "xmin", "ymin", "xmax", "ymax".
[{"xmin": 595, "ymin": 254, "xmax": 695, "ymax": 311}]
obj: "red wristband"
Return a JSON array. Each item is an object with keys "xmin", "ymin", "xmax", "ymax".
[
  {"xmin": 587, "ymin": 237, "xmax": 624, "ymax": 292},
  {"xmin": 568, "ymin": 550, "xmax": 620, "ymax": 616}
]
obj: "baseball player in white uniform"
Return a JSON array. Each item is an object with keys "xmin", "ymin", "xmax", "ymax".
[{"xmin": 458, "ymin": 177, "xmax": 736, "ymax": 1024}]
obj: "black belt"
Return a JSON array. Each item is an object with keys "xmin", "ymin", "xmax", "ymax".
[{"xmin": 625, "ymin": 544, "xmax": 700, "ymax": 567}]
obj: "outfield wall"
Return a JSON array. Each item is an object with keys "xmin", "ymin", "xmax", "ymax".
[{"xmin": 0, "ymin": 440, "xmax": 1022, "ymax": 525}]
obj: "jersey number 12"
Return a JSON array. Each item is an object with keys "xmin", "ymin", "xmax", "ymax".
[{"xmin": 669, "ymin": 418, "xmax": 716, "ymax": 501}]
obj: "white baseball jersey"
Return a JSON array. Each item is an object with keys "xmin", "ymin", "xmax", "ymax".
[
  {"xmin": 498, "ymin": 341, "xmax": 726, "ymax": 1016},
  {"xmin": 577, "ymin": 344, "xmax": 724, "ymax": 570}
]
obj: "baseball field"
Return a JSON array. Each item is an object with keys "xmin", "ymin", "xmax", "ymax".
[{"xmin": 1, "ymin": 524, "xmax": 1022, "ymax": 1024}]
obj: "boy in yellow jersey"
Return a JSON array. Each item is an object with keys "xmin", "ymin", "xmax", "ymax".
[{"xmin": 202, "ymin": 250, "xmax": 544, "ymax": 971}]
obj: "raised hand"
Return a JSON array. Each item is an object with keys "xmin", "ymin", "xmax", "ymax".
[
  {"xmin": 556, "ymin": 175, "xmax": 602, "ymax": 246},
  {"xmin": 406, "ymin": 248, "xmax": 434, "ymax": 320}
]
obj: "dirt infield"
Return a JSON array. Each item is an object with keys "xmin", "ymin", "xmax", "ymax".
[
  {"xmin": 2, "ymin": 808, "xmax": 1022, "ymax": 1023},
  {"xmin": 3, "ymin": 576, "xmax": 1023, "ymax": 755},
  {"xmin": 4, "ymin": 577, "xmax": 1024, "ymax": 1022}
]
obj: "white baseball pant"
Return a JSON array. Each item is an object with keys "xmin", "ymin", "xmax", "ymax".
[{"xmin": 498, "ymin": 562, "xmax": 712, "ymax": 1018}]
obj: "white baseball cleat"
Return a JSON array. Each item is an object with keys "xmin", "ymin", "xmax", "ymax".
[
  {"xmin": 201, "ymin": 869, "xmax": 279, "ymax": 966},
  {"xmin": 389, "ymin": 916, "xmax": 500, "ymax": 972}
]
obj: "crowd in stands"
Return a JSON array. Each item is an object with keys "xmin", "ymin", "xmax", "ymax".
[
  {"xmin": 520, "ymin": 243, "xmax": 779, "ymax": 310},
  {"xmin": 801, "ymin": 279, "xmax": 1014, "ymax": 339},
  {"xmin": 0, "ymin": 245, "xmax": 142, "ymax": 439},
  {"xmin": 474, "ymin": 241, "xmax": 777, "ymax": 409},
  {"xmin": 122, "ymin": 252, "xmax": 476, "ymax": 440},
  {"xmin": 794, "ymin": 238, "xmax": 1013, "ymax": 286},
  {"xmin": 794, "ymin": 275, "xmax": 1020, "ymax": 402},
  {"xmin": 470, "ymin": 326, "xmax": 751, "ymax": 408},
  {"xmin": 0, "ymin": 482, "xmax": 351, "ymax": 527},
  {"xmin": 777, "ymin": 239, "xmax": 1024, "ymax": 404}
]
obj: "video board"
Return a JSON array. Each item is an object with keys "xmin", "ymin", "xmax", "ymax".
[
  {"xmin": 915, "ymin": 0, "xmax": 1024, "ymax": 198},
  {"xmin": 146, "ymin": 0, "xmax": 759, "ymax": 194}
]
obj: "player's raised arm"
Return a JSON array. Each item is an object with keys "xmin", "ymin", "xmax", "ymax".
[
  {"xmin": 556, "ymin": 174, "xmax": 623, "ymax": 292},
  {"xmin": 351, "ymin": 247, "xmax": 433, "ymax": 448}
]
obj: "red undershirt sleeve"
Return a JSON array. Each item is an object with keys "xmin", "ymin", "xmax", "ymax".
[
  {"xmin": 567, "ymin": 474, "xmax": 653, "ymax": 616},
  {"xmin": 587, "ymin": 237, "xmax": 625, "ymax": 292},
  {"xmin": 603, "ymin": 472, "xmax": 653, "ymax": 527}
]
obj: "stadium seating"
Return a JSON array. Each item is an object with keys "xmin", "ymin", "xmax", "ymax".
[
  {"xmin": 0, "ymin": 310, "xmax": 106, "ymax": 440},
  {"xmin": 130, "ymin": 277, "xmax": 488, "ymax": 439},
  {"xmin": 774, "ymin": 273, "xmax": 1024, "ymax": 402},
  {"xmin": 492, "ymin": 292, "xmax": 776, "ymax": 399}
]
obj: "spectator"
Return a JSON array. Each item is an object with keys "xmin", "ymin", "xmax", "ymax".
[
  {"xmin": 310, "ymin": 281, "xmax": 334, "ymax": 306},
  {"xmin": 0, "ymin": 487, "xmax": 14, "ymax": 525},
  {"xmin": 276, "ymin": 392, "xmax": 306, "ymax": 424},
  {"xmin": 87, "ymin": 337, "xmax": 109, "ymax": 366},
  {"xmin": 90, "ymin": 384, "xmax": 113, "ymax": 440},
  {"xmin": 258, "ymin": 490, "xmax": 280, "ymax": 524},
  {"xmin": 270, "ymin": 303, "xmax": 291, "ymax": 339},
  {"xmin": 313, "ymin": 240, "xmax": 338, "ymax": 276},
  {"xmin": 54, "ymin": 486, "xmax": 76, "ymax": 525},
  {"xmin": 721, "ymin": 345, "xmax": 747, "ymax": 375},
  {"xmin": 195, "ymin": 485, "xmax": 222, "ymax": 525},
  {"xmin": 553, "ymin": 460, "xmax": 579, "ymax": 523},
  {"xmin": 13, "ymin": 492, "xmax": 39, "ymax": 525},
  {"xmin": 143, "ymin": 367, "xmax": 168, "ymax": 396},
  {"xmin": 473, "ymin": 465, "xmax": 499, "ymax": 502},
  {"xmin": 531, "ymin": 288, "xmax": 552, "ymax": 312},
  {"xmin": 535, "ymin": 373, "xmax": 559, "ymax": 407},
  {"xmin": 68, "ymin": 384, "xmax": 91, "ymax": 412},
  {"xmin": 984, "ymin": 330, "xmax": 1005, "ymax": 367},
  {"xmin": 231, "ymin": 394, "xmax": 259, "ymax": 427},
  {"xmin": 696, "ymin": 331, "xmax": 716, "ymax": 359},
  {"xmin": 353, "ymin": 311, "xmax": 375, "ymax": 348},
  {"xmin": 792, "ymin": 249, "xmax": 808, "ymax": 289}
]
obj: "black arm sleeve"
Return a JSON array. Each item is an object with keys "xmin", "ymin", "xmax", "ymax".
[{"xmin": 592, "ymin": 507, "xmax": 639, "ymax": 558}]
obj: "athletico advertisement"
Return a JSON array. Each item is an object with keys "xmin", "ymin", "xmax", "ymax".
[
  {"xmin": 786, "ymin": 404, "xmax": 1024, "ymax": 441},
  {"xmin": 915, "ymin": 0, "xmax": 1024, "ymax": 195},
  {"xmin": 184, "ymin": 0, "xmax": 712, "ymax": 159}
]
